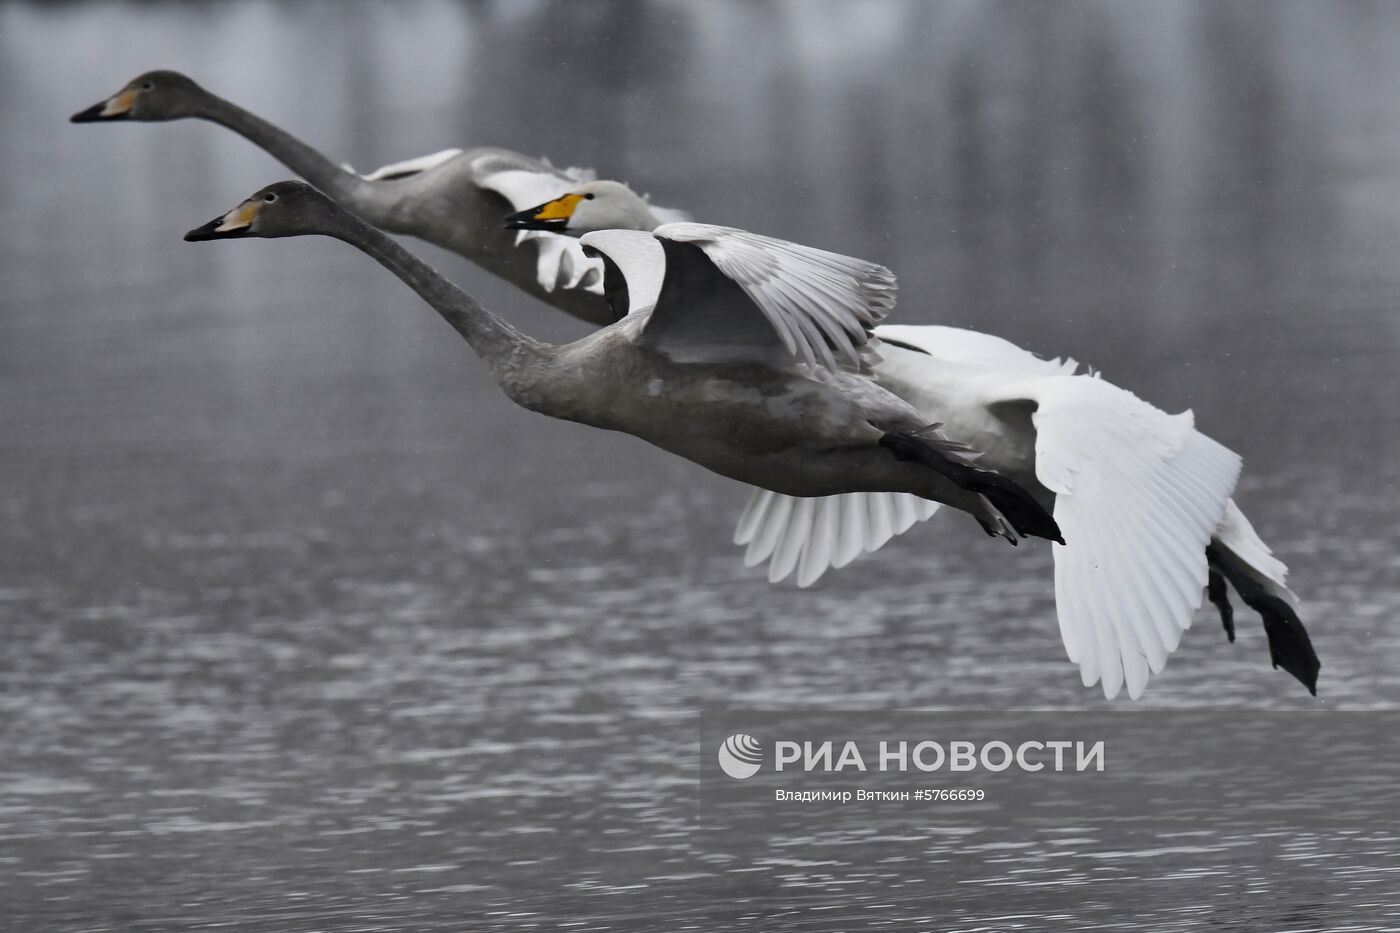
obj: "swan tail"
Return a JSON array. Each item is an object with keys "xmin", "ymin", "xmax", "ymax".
[
  {"xmin": 1212, "ymin": 499, "xmax": 1299, "ymax": 606},
  {"xmin": 879, "ymin": 427, "xmax": 1063, "ymax": 545},
  {"xmin": 1206, "ymin": 500, "xmax": 1318, "ymax": 695}
]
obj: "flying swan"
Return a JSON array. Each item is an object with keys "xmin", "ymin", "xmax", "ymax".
[
  {"xmin": 184, "ymin": 181, "xmax": 1063, "ymax": 558},
  {"xmin": 505, "ymin": 185, "xmax": 1320, "ymax": 700},
  {"xmin": 71, "ymin": 70, "xmax": 685, "ymax": 326}
]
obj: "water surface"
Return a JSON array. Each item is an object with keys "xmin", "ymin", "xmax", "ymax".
[{"xmin": 2, "ymin": 1, "xmax": 1399, "ymax": 928}]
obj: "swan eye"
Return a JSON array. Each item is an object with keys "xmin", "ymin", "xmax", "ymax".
[
  {"xmin": 584, "ymin": 193, "xmax": 595, "ymax": 200},
  {"xmin": 263, "ymin": 193, "xmax": 278, "ymax": 203},
  {"xmin": 140, "ymin": 82, "xmax": 154, "ymax": 91}
]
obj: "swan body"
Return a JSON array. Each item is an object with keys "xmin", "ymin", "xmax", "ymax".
[
  {"xmin": 540, "ymin": 325, "xmax": 964, "ymax": 500},
  {"xmin": 184, "ymin": 182, "xmax": 1063, "ymax": 550},
  {"xmin": 495, "ymin": 179, "xmax": 1320, "ymax": 700},
  {"xmin": 71, "ymin": 71, "xmax": 685, "ymax": 326}
]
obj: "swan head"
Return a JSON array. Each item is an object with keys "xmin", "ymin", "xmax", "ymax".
[
  {"xmin": 503, "ymin": 180, "xmax": 660, "ymax": 235},
  {"xmin": 184, "ymin": 181, "xmax": 338, "ymax": 241},
  {"xmin": 71, "ymin": 70, "xmax": 205, "ymax": 123}
]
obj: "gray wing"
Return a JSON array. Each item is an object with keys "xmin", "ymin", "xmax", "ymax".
[
  {"xmin": 575, "ymin": 231, "xmax": 791, "ymax": 363},
  {"xmin": 639, "ymin": 237, "xmax": 789, "ymax": 363},
  {"xmin": 640, "ymin": 223, "xmax": 897, "ymax": 370}
]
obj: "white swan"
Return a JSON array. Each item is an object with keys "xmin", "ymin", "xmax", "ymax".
[
  {"xmin": 184, "ymin": 182, "xmax": 1064, "ymax": 548},
  {"xmin": 71, "ymin": 70, "xmax": 685, "ymax": 326},
  {"xmin": 513, "ymin": 186, "xmax": 1319, "ymax": 700}
]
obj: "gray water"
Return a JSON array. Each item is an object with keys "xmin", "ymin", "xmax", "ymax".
[{"xmin": 2, "ymin": 0, "xmax": 1399, "ymax": 928}]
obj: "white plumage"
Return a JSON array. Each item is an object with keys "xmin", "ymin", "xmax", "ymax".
[
  {"xmin": 734, "ymin": 489, "xmax": 939, "ymax": 587},
  {"xmin": 736, "ymin": 323, "xmax": 1298, "ymax": 700},
  {"xmin": 1033, "ymin": 385, "xmax": 1240, "ymax": 699},
  {"xmin": 654, "ymin": 223, "xmax": 897, "ymax": 371},
  {"xmin": 576, "ymin": 230, "xmax": 667, "ymax": 313},
  {"xmin": 358, "ymin": 148, "xmax": 466, "ymax": 181}
]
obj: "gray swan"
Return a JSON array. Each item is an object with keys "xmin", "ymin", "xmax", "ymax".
[
  {"xmin": 184, "ymin": 181, "xmax": 1063, "ymax": 555},
  {"xmin": 71, "ymin": 70, "xmax": 685, "ymax": 326},
  {"xmin": 511, "ymin": 188, "xmax": 1318, "ymax": 700}
]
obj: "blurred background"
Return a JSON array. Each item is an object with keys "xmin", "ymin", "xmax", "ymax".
[{"xmin": 2, "ymin": 0, "xmax": 1399, "ymax": 929}]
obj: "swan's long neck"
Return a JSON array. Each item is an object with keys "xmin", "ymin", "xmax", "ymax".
[
  {"xmin": 325, "ymin": 210, "xmax": 553, "ymax": 407},
  {"xmin": 199, "ymin": 94, "xmax": 394, "ymax": 224}
]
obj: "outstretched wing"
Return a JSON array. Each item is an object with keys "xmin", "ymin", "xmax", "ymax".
[
  {"xmin": 874, "ymin": 324, "xmax": 1084, "ymax": 377},
  {"xmin": 358, "ymin": 148, "xmax": 465, "ymax": 181},
  {"xmin": 638, "ymin": 223, "xmax": 897, "ymax": 371},
  {"xmin": 733, "ymin": 489, "xmax": 941, "ymax": 587},
  {"xmin": 1027, "ymin": 377, "xmax": 1241, "ymax": 700}
]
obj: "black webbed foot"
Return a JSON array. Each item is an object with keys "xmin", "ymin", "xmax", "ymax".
[
  {"xmin": 881, "ymin": 429, "xmax": 1064, "ymax": 545},
  {"xmin": 1207, "ymin": 568, "xmax": 1235, "ymax": 643},
  {"xmin": 1207, "ymin": 543, "xmax": 1319, "ymax": 696}
]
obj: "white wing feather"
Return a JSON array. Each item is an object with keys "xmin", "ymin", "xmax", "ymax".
[
  {"xmin": 734, "ymin": 490, "xmax": 940, "ymax": 587},
  {"xmin": 577, "ymin": 230, "xmax": 667, "ymax": 315},
  {"xmin": 874, "ymin": 324, "xmax": 1083, "ymax": 377},
  {"xmin": 1213, "ymin": 498, "xmax": 1298, "ymax": 606},
  {"xmin": 358, "ymin": 148, "xmax": 465, "ymax": 181},
  {"xmin": 654, "ymin": 223, "xmax": 897, "ymax": 371},
  {"xmin": 1030, "ymin": 378, "xmax": 1242, "ymax": 699}
]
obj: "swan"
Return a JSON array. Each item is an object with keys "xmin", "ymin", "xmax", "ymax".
[
  {"xmin": 502, "ymin": 181, "xmax": 1321, "ymax": 700},
  {"xmin": 183, "ymin": 181, "xmax": 1064, "ymax": 553},
  {"xmin": 70, "ymin": 70, "xmax": 685, "ymax": 326}
]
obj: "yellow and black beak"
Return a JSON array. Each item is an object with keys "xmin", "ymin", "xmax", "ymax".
[
  {"xmin": 503, "ymin": 193, "xmax": 585, "ymax": 232},
  {"xmin": 184, "ymin": 202, "xmax": 260, "ymax": 241},
  {"xmin": 70, "ymin": 89, "xmax": 138, "ymax": 123}
]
